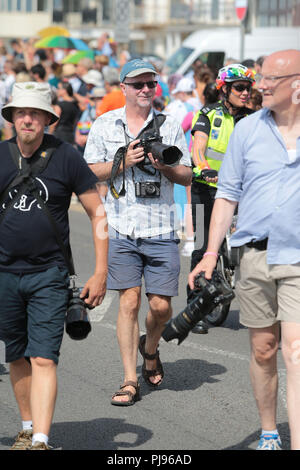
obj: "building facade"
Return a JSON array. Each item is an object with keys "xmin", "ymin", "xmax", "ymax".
[{"xmin": 0, "ymin": 0, "xmax": 299, "ymax": 57}]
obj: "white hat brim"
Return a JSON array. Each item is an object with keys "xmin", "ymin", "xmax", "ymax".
[{"xmin": 1, "ymin": 96, "xmax": 59, "ymax": 124}]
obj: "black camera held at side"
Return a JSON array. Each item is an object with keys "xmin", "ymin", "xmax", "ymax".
[
  {"xmin": 201, "ymin": 169, "xmax": 218, "ymax": 180},
  {"xmin": 65, "ymin": 286, "xmax": 94, "ymax": 341},
  {"xmin": 135, "ymin": 181, "xmax": 161, "ymax": 198},
  {"xmin": 134, "ymin": 132, "xmax": 182, "ymax": 167},
  {"xmin": 162, "ymin": 270, "xmax": 234, "ymax": 345}
]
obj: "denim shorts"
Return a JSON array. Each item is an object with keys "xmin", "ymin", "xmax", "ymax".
[
  {"xmin": 107, "ymin": 227, "xmax": 180, "ymax": 296},
  {"xmin": 0, "ymin": 266, "xmax": 69, "ymax": 364}
]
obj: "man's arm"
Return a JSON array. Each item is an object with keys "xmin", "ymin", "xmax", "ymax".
[
  {"xmin": 188, "ymin": 198, "xmax": 237, "ymax": 288},
  {"xmin": 88, "ymin": 160, "xmax": 116, "ymax": 181},
  {"xmin": 88, "ymin": 139, "xmax": 145, "ymax": 181},
  {"xmin": 78, "ymin": 188, "xmax": 108, "ymax": 307}
]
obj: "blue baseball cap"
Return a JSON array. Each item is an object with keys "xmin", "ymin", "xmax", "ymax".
[{"xmin": 120, "ymin": 59, "xmax": 156, "ymax": 82}]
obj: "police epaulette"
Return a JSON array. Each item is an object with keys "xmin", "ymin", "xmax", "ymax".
[{"xmin": 200, "ymin": 101, "xmax": 224, "ymax": 116}]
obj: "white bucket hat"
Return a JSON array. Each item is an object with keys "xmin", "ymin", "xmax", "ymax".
[
  {"xmin": 2, "ymin": 82, "xmax": 59, "ymax": 124},
  {"xmin": 171, "ymin": 77, "xmax": 195, "ymax": 95},
  {"xmin": 82, "ymin": 69, "xmax": 103, "ymax": 87}
]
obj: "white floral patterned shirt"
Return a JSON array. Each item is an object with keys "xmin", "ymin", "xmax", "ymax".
[{"xmin": 84, "ymin": 106, "xmax": 191, "ymax": 238}]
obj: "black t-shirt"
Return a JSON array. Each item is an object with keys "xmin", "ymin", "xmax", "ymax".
[
  {"xmin": 0, "ymin": 135, "xmax": 98, "ymax": 273},
  {"xmin": 54, "ymin": 100, "xmax": 81, "ymax": 144},
  {"xmin": 191, "ymin": 102, "xmax": 254, "ymax": 136}
]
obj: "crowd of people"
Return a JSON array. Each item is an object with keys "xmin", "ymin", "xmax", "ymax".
[
  {"xmin": 0, "ymin": 33, "xmax": 300, "ymax": 452},
  {"xmin": 0, "ymin": 37, "xmax": 264, "ymax": 224},
  {"xmin": 0, "ymin": 37, "xmax": 264, "ymax": 152},
  {"xmin": 0, "ymin": 38, "xmax": 263, "ymax": 226}
]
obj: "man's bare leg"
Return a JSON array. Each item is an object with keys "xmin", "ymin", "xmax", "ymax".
[
  {"xmin": 249, "ymin": 325, "xmax": 280, "ymax": 432},
  {"xmin": 144, "ymin": 294, "xmax": 172, "ymax": 385},
  {"xmin": 30, "ymin": 357, "xmax": 57, "ymax": 436},
  {"xmin": 113, "ymin": 287, "xmax": 141, "ymax": 403},
  {"xmin": 281, "ymin": 322, "xmax": 300, "ymax": 450},
  {"xmin": 10, "ymin": 358, "xmax": 32, "ymax": 422}
]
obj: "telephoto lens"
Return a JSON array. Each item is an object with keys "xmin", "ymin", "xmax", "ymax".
[
  {"xmin": 65, "ymin": 287, "xmax": 93, "ymax": 340},
  {"xmin": 150, "ymin": 141, "xmax": 182, "ymax": 165},
  {"xmin": 162, "ymin": 271, "xmax": 234, "ymax": 344}
]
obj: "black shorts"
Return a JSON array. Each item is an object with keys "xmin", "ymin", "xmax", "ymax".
[{"xmin": 0, "ymin": 266, "xmax": 69, "ymax": 364}]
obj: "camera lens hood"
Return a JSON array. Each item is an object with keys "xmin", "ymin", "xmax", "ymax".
[
  {"xmin": 65, "ymin": 304, "xmax": 91, "ymax": 340},
  {"xmin": 151, "ymin": 142, "xmax": 183, "ymax": 166}
]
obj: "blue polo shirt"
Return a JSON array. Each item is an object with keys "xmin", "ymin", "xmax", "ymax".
[{"xmin": 216, "ymin": 107, "xmax": 300, "ymax": 265}]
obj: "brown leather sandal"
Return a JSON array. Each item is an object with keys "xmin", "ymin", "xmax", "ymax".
[
  {"xmin": 138, "ymin": 334, "xmax": 164, "ymax": 388},
  {"xmin": 111, "ymin": 381, "xmax": 141, "ymax": 406}
]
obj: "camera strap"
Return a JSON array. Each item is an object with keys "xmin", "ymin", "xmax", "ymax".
[
  {"xmin": 0, "ymin": 137, "xmax": 76, "ymax": 277},
  {"xmin": 110, "ymin": 112, "xmax": 166, "ymax": 199}
]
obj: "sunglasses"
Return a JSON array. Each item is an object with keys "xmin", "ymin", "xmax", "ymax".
[
  {"xmin": 124, "ymin": 80, "xmax": 157, "ymax": 90},
  {"xmin": 231, "ymin": 83, "xmax": 251, "ymax": 92}
]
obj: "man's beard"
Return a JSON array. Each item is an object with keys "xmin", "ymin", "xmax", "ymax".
[
  {"xmin": 138, "ymin": 97, "xmax": 152, "ymax": 108},
  {"xmin": 19, "ymin": 130, "xmax": 36, "ymax": 145}
]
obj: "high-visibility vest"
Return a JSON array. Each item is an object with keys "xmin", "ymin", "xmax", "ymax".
[{"xmin": 192, "ymin": 102, "xmax": 235, "ymax": 188}]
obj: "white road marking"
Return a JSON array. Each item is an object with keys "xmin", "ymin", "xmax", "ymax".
[{"xmin": 89, "ymin": 292, "xmax": 116, "ymax": 322}]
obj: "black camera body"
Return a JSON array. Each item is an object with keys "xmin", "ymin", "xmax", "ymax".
[
  {"xmin": 139, "ymin": 134, "xmax": 162, "ymax": 158},
  {"xmin": 135, "ymin": 181, "xmax": 161, "ymax": 198},
  {"xmin": 201, "ymin": 169, "xmax": 218, "ymax": 180},
  {"xmin": 65, "ymin": 287, "xmax": 94, "ymax": 341},
  {"xmin": 162, "ymin": 270, "xmax": 235, "ymax": 345},
  {"xmin": 134, "ymin": 132, "xmax": 182, "ymax": 167}
]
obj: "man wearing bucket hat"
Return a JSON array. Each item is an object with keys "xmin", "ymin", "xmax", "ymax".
[
  {"xmin": 0, "ymin": 82, "xmax": 108, "ymax": 450},
  {"xmin": 84, "ymin": 59, "xmax": 192, "ymax": 406}
]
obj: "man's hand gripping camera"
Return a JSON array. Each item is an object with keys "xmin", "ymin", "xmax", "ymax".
[{"xmin": 162, "ymin": 270, "xmax": 235, "ymax": 344}]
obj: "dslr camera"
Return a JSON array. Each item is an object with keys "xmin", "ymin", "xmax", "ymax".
[
  {"xmin": 134, "ymin": 132, "xmax": 183, "ymax": 167},
  {"xmin": 65, "ymin": 286, "xmax": 94, "ymax": 340},
  {"xmin": 133, "ymin": 132, "xmax": 182, "ymax": 198},
  {"xmin": 162, "ymin": 270, "xmax": 234, "ymax": 345}
]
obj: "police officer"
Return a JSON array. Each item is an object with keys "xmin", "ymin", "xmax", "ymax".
[{"xmin": 189, "ymin": 64, "xmax": 255, "ymax": 333}]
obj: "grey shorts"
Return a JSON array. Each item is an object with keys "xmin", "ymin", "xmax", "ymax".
[
  {"xmin": 107, "ymin": 227, "xmax": 180, "ymax": 296},
  {"xmin": 236, "ymin": 247, "xmax": 300, "ymax": 328}
]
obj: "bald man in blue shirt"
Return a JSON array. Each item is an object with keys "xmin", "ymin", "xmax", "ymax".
[{"xmin": 189, "ymin": 49, "xmax": 300, "ymax": 450}]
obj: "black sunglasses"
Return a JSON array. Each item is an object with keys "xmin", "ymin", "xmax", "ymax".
[
  {"xmin": 124, "ymin": 80, "xmax": 157, "ymax": 90},
  {"xmin": 231, "ymin": 83, "xmax": 251, "ymax": 92}
]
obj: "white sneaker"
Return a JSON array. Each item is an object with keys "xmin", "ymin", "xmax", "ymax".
[
  {"xmin": 181, "ymin": 241, "xmax": 194, "ymax": 257},
  {"xmin": 256, "ymin": 434, "xmax": 282, "ymax": 450}
]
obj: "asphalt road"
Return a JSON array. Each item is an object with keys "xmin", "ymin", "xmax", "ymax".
[{"xmin": 0, "ymin": 205, "xmax": 291, "ymax": 452}]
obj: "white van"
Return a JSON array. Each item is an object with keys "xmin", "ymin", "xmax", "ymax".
[{"xmin": 165, "ymin": 27, "xmax": 300, "ymax": 76}]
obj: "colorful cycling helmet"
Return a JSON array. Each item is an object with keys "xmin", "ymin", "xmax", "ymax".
[{"xmin": 216, "ymin": 64, "xmax": 255, "ymax": 90}]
